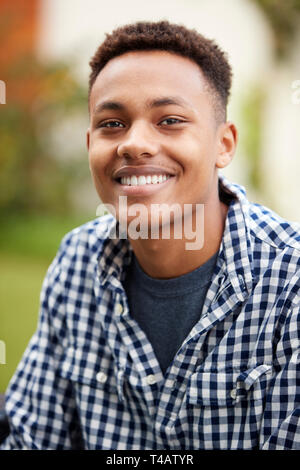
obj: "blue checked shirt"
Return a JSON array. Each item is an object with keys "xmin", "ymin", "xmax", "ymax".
[{"xmin": 1, "ymin": 177, "xmax": 300, "ymax": 450}]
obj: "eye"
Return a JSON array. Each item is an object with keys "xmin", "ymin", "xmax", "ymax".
[
  {"xmin": 99, "ymin": 120, "xmax": 125, "ymax": 128},
  {"xmin": 159, "ymin": 117, "xmax": 184, "ymax": 126}
]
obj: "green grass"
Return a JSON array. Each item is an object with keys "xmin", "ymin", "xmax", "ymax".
[
  {"xmin": 0, "ymin": 253, "xmax": 49, "ymax": 392},
  {"xmin": 0, "ymin": 212, "xmax": 95, "ymax": 393},
  {"xmin": 0, "ymin": 211, "xmax": 95, "ymax": 260}
]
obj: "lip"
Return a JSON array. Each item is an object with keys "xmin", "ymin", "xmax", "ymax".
[
  {"xmin": 114, "ymin": 174, "xmax": 176, "ymax": 196},
  {"xmin": 113, "ymin": 165, "xmax": 177, "ymax": 180}
]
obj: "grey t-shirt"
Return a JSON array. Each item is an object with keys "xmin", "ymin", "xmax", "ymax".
[{"xmin": 123, "ymin": 251, "xmax": 218, "ymax": 375}]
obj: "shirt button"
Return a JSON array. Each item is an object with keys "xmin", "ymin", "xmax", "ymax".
[
  {"xmin": 230, "ymin": 388, "xmax": 237, "ymax": 399},
  {"xmin": 146, "ymin": 374, "xmax": 157, "ymax": 385},
  {"xmin": 96, "ymin": 371, "xmax": 107, "ymax": 384},
  {"xmin": 116, "ymin": 303, "xmax": 123, "ymax": 314}
]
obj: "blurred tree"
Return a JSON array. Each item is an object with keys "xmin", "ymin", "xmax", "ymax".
[
  {"xmin": 239, "ymin": 85, "xmax": 265, "ymax": 193},
  {"xmin": 252, "ymin": 0, "xmax": 300, "ymax": 60},
  {"xmin": 0, "ymin": 54, "xmax": 87, "ymax": 214},
  {"xmin": 0, "ymin": 0, "xmax": 88, "ymax": 215},
  {"xmin": 237, "ymin": 0, "xmax": 300, "ymax": 200}
]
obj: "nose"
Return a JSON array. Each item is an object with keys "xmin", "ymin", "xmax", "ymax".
[{"xmin": 117, "ymin": 121, "xmax": 159, "ymax": 159}]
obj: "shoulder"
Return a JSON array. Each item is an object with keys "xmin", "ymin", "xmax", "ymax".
[
  {"xmin": 38, "ymin": 214, "xmax": 117, "ymax": 327},
  {"xmin": 222, "ymin": 175, "xmax": 300, "ymax": 252},
  {"xmin": 244, "ymin": 201, "xmax": 300, "ymax": 309},
  {"xmin": 59, "ymin": 214, "xmax": 115, "ymax": 256},
  {"xmin": 247, "ymin": 201, "xmax": 300, "ymax": 253},
  {"xmin": 221, "ymin": 176, "xmax": 300, "ymax": 303},
  {"xmin": 45, "ymin": 214, "xmax": 116, "ymax": 279}
]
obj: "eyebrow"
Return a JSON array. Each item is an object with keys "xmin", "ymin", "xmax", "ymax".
[{"xmin": 93, "ymin": 96, "xmax": 190, "ymax": 114}]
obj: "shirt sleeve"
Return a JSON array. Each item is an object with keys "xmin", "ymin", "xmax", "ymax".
[
  {"xmin": 260, "ymin": 304, "xmax": 300, "ymax": 450},
  {"xmin": 0, "ymin": 237, "xmax": 84, "ymax": 450}
]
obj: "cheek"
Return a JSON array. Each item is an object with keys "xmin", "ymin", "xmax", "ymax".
[
  {"xmin": 183, "ymin": 135, "xmax": 217, "ymax": 172},
  {"xmin": 89, "ymin": 154, "xmax": 101, "ymax": 175},
  {"xmin": 89, "ymin": 146, "xmax": 110, "ymax": 180},
  {"xmin": 89, "ymin": 133, "xmax": 112, "ymax": 160},
  {"xmin": 177, "ymin": 131, "xmax": 206, "ymax": 159},
  {"xmin": 88, "ymin": 161, "xmax": 108, "ymax": 199}
]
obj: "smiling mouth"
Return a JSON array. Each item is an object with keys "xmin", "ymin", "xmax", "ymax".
[{"xmin": 117, "ymin": 174, "xmax": 174, "ymax": 186}]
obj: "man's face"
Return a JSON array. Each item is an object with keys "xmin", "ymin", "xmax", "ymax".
[{"xmin": 87, "ymin": 50, "xmax": 233, "ymax": 229}]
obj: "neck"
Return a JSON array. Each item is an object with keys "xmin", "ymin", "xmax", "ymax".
[{"xmin": 128, "ymin": 198, "xmax": 228, "ymax": 279}]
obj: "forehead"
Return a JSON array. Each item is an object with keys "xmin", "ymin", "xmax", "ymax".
[{"xmin": 89, "ymin": 50, "xmax": 209, "ymax": 111}]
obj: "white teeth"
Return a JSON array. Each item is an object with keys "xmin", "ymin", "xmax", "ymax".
[
  {"xmin": 137, "ymin": 175, "xmax": 146, "ymax": 185},
  {"xmin": 131, "ymin": 175, "xmax": 138, "ymax": 186},
  {"xmin": 120, "ymin": 174, "xmax": 171, "ymax": 186}
]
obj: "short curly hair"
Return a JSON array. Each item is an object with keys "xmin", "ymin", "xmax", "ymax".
[{"xmin": 88, "ymin": 20, "xmax": 232, "ymax": 123}]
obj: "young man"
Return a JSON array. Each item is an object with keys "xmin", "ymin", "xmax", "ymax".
[{"xmin": 1, "ymin": 21, "xmax": 300, "ymax": 450}]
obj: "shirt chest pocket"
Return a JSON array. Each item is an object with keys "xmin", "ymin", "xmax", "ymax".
[
  {"xmin": 177, "ymin": 364, "xmax": 273, "ymax": 449},
  {"xmin": 58, "ymin": 347, "xmax": 121, "ymax": 396},
  {"xmin": 186, "ymin": 364, "xmax": 272, "ymax": 407}
]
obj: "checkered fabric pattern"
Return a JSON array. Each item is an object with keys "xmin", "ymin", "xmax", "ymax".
[{"xmin": 1, "ymin": 176, "xmax": 300, "ymax": 450}]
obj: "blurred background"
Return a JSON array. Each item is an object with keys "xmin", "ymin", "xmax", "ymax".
[{"xmin": 1, "ymin": 0, "xmax": 300, "ymax": 393}]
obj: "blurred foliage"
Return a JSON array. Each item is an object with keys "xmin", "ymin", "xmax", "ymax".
[
  {"xmin": 0, "ymin": 211, "xmax": 93, "ymax": 261},
  {"xmin": 0, "ymin": 52, "xmax": 88, "ymax": 215},
  {"xmin": 239, "ymin": 85, "xmax": 265, "ymax": 192},
  {"xmin": 252, "ymin": 0, "xmax": 300, "ymax": 60},
  {"xmin": 238, "ymin": 1, "xmax": 300, "ymax": 196}
]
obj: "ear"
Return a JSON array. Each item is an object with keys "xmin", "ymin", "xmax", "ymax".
[
  {"xmin": 86, "ymin": 128, "xmax": 90, "ymax": 151},
  {"xmin": 215, "ymin": 121, "xmax": 238, "ymax": 169}
]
